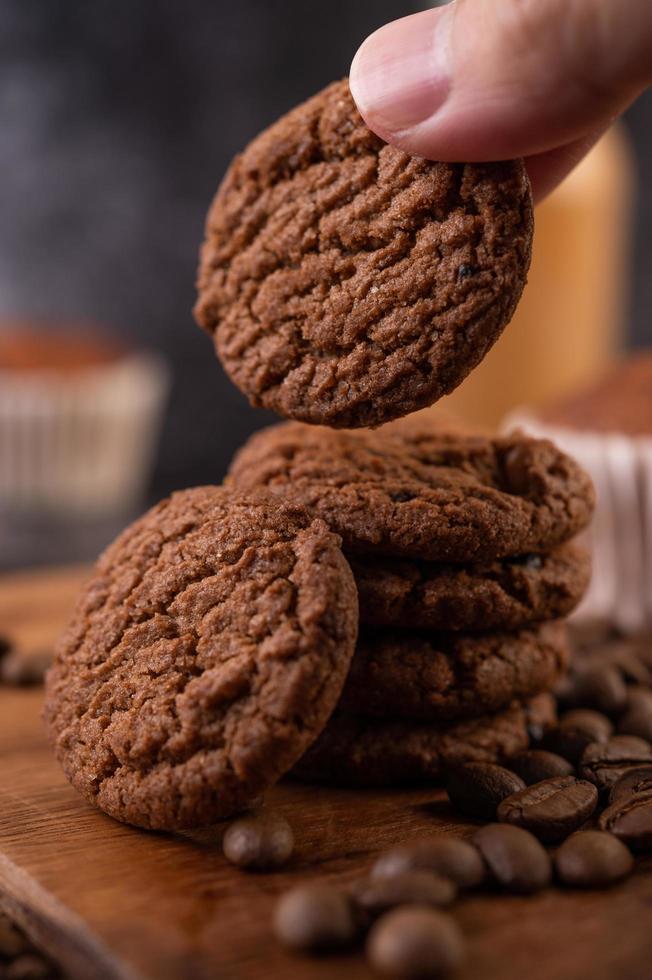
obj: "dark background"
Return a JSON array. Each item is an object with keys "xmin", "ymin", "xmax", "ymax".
[{"xmin": 1, "ymin": 0, "xmax": 651, "ymax": 502}]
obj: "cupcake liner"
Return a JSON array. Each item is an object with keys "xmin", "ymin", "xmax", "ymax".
[
  {"xmin": 0, "ymin": 352, "xmax": 169, "ymax": 517},
  {"xmin": 641, "ymin": 441, "xmax": 652, "ymax": 626},
  {"xmin": 504, "ymin": 411, "xmax": 652, "ymax": 635}
]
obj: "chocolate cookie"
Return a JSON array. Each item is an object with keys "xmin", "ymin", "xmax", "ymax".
[
  {"xmin": 350, "ymin": 542, "xmax": 590, "ymax": 631},
  {"xmin": 292, "ymin": 695, "xmax": 556, "ymax": 788},
  {"xmin": 340, "ymin": 623, "xmax": 568, "ymax": 722},
  {"xmin": 195, "ymin": 78, "xmax": 533, "ymax": 428},
  {"xmin": 228, "ymin": 422, "xmax": 595, "ymax": 561},
  {"xmin": 44, "ymin": 487, "xmax": 358, "ymax": 830}
]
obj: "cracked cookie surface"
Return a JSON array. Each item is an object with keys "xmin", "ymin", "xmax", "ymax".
[
  {"xmin": 350, "ymin": 543, "xmax": 590, "ymax": 631},
  {"xmin": 44, "ymin": 487, "xmax": 358, "ymax": 830},
  {"xmin": 293, "ymin": 694, "xmax": 556, "ymax": 787},
  {"xmin": 195, "ymin": 78, "xmax": 533, "ymax": 428},
  {"xmin": 227, "ymin": 422, "xmax": 595, "ymax": 561},
  {"xmin": 340, "ymin": 623, "xmax": 568, "ymax": 722}
]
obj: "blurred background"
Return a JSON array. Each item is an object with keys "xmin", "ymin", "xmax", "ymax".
[{"xmin": 0, "ymin": 0, "xmax": 651, "ymax": 570}]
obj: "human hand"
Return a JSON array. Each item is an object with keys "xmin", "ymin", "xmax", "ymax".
[{"xmin": 350, "ymin": 0, "xmax": 652, "ymax": 201}]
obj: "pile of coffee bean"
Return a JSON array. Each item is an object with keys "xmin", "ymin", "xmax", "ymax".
[
  {"xmin": 443, "ymin": 759, "xmax": 645, "ymax": 872},
  {"xmin": 269, "ymin": 818, "xmax": 637, "ymax": 976},
  {"xmin": 264, "ymin": 633, "xmax": 652, "ymax": 978},
  {"xmin": 0, "ymin": 909, "xmax": 62, "ymax": 979},
  {"xmin": 273, "ymin": 839, "xmax": 473, "ymax": 977},
  {"xmin": 4, "ymin": 626, "xmax": 651, "ymax": 977}
]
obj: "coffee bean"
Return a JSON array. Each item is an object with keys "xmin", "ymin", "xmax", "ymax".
[
  {"xmin": 555, "ymin": 830, "xmax": 633, "ymax": 887},
  {"xmin": 446, "ymin": 764, "xmax": 526, "ymax": 820},
  {"xmin": 223, "ymin": 811, "xmax": 294, "ymax": 870},
  {"xmin": 580, "ymin": 735, "xmax": 652, "ymax": 792},
  {"xmin": 372, "ymin": 838, "xmax": 484, "ymax": 890},
  {"xmin": 496, "ymin": 776, "xmax": 598, "ymax": 843},
  {"xmin": 608, "ymin": 646, "xmax": 652, "ymax": 686},
  {"xmin": 572, "ymin": 639, "xmax": 652, "ymax": 686},
  {"xmin": 633, "ymin": 637, "xmax": 652, "ymax": 669},
  {"xmin": 274, "ymin": 883, "xmax": 358, "ymax": 952},
  {"xmin": 620, "ymin": 690, "xmax": 652, "ymax": 741},
  {"xmin": 560, "ymin": 709, "xmax": 614, "ymax": 741},
  {"xmin": 507, "ymin": 749, "xmax": 574, "ymax": 785},
  {"xmin": 609, "ymin": 765, "xmax": 652, "ymax": 804},
  {"xmin": 626, "ymin": 686, "xmax": 652, "ymax": 710},
  {"xmin": 543, "ymin": 710, "xmax": 612, "ymax": 764},
  {"xmin": 351, "ymin": 871, "xmax": 456, "ymax": 921},
  {"xmin": 542, "ymin": 730, "xmax": 594, "ymax": 766},
  {"xmin": 618, "ymin": 705, "xmax": 652, "ymax": 742},
  {"xmin": 571, "ymin": 665, "xmax": 628, "ymax": 715},
  {"xmin": 0, "ymin": 650, "xmax": 51, "ymax": 686},
  {"xmin": 472, "ymin": 824, "xmax": 552, "ymax": 894},
  {"xmin": 567, "ymin": 622, "xmax": 615, "ymax": 652},
  {"xmin": 553, "ymin": 672, "xmax": 579, "ymax": 707},
  {"xmin": 554, "ymin": 668, "xmax": 602, "ymax": 711},
  {"xmin": 599, "ymin": 793, "xmax": 652, "ymax": 851},
  {"xmin": 366, "ymin": 907, "xmax": 465, "ymax": 979}
]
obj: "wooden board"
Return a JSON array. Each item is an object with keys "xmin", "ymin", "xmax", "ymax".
[{"xmin": 1, "ymin": 566, "xmax": 652, "ymax": 980}]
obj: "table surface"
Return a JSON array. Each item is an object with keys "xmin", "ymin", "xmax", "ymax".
[{"xmin": 1, "ymin": 564, "xmax": 652, "ymax": 980}]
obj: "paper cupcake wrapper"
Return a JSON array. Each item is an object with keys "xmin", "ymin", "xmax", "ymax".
[
  {"xmin": 504, "ymin": 411, "xmax": 652, "ymax": 635},
  {"xmin": 0, "ymin": 353, "xmax": 169, "ymax": 516}
]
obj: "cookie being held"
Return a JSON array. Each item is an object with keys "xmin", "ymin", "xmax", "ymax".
[
  {"xmin": 45, "ymin": 487, "xmax": 358, "ymax": 830},
  {"xmin": 195, "ymin": 78, "xmax": 533, "ymax": 428}
]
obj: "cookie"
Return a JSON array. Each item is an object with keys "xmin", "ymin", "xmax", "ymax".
[
  {"xmin": 227, "ymin": 422, "xmax": 595, "ymax": 561},
  {"xmin": 350, "ymin": 542, "xmax": 590, "ymax": 631},
  {"xmin": 340, "ymin": 623, "xmax": 568, "ymax": 722},
  {"xmin": 292, "ymin": 695, "xmax": 556, "ymax": 788},
  {"xmin": 44, "ymin": 487, "xmax": 358, "ymax": 830},
  {"xmin": 195, "ymin": 78, "xmax": 533, "ymax": 428}
]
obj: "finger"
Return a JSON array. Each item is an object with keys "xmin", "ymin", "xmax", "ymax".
[
  {"xmin": 526, "ymin": 128, "xmax": 606, "ymax": 203},
  {"xmin": 350, "ymin": 0, "xmax": 652, "ymax": 162}
]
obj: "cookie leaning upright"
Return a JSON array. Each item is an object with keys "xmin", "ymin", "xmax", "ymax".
[
  {"xmin": 195, "ymin": 78, "xmax": 533, "ymax": 428},
  {"xmin": 44, "ymin": 487, "xmax": 358, "ymax": 830}
]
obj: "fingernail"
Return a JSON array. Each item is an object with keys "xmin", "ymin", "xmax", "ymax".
[{"xmin": 350, "ymin": 7, "xmax": 453, "ymax": 134}]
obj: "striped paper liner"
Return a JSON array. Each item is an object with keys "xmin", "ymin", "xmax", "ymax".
[
  {"xmin": 504, "ymin": 412, "xmax": 652, "ymax": 635},
  {"xmin": 0, "ymin": 353, "xmax": 169, "ymax": 517}
]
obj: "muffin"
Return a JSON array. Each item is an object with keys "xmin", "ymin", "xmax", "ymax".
[
  {"xmin": 0, "ymin": 322, "xmax": 168, "ymax": 518},
  {"xmin": 504, "ymin": 352, "xmax": 652, "ymax": 634}
]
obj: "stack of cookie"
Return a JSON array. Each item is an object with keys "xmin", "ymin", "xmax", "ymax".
[
  {"xmin": 228, "ymin": 420, "xmax": 595, "ymax": 787},
  {"xmin": 45, "ymin": 78, "xmax": 596, "ymax": 831}
]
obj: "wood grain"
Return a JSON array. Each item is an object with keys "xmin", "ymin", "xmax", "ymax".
[{"xmin": 0, "ymin": 566, "xmax": 651, "ymax": 980}]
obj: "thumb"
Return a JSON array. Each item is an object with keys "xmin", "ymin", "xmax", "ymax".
[{"xmin": 350, "ymin": 0, "xmax": 652, "ymax": 163}]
